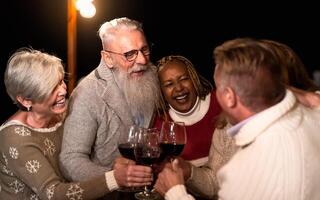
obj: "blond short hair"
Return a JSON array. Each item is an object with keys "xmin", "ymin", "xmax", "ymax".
[
  {"xmin": 4, "ymin": 48, "xmax": 65, "ymax": 106},
  {"xmin": 214, "ymin": 38, "xmax": 285, "ymax": 112}
]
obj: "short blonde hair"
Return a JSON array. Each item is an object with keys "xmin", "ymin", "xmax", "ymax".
[
  {"xmin": 214, "ymin": 38, "xmax": 285, "ymax": 112},
  {"xmin": 4, "ymin": 48, "xmax": 65, "ymax": 106}
]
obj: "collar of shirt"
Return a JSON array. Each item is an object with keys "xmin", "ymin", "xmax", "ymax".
[
  {"xmin": 227, "ymin": 114, "xmax": 256, "ymax": 137},
  {"xmin": 168, "ymin": 93, "xmax": 211, "ymax": 126}
]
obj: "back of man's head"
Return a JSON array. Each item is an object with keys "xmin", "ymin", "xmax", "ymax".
[{"xmin": 214, "ymin": 38, "xmax": 286, "ymax": 112}]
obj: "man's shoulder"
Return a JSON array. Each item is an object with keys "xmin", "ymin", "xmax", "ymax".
[
  {"xmin": 75, "ymin": 71, "xmax": 100, "ymax": 89},
  {"xmin": 71, "ymin": 73, "xmax": 106, "ymax": 97},
  {"xmin": 67, "ymin": 77, "xmax": 104, "ymax": 110},
  {"xmin": 299, "ymin": 104, "xmax": 320, "ymax": 126}
]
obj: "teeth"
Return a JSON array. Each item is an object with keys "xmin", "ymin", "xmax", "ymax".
[
  {"xmin": 54, "ymin": 103, "xmax": 65, "ymax": 108},
  {"xmin": 176, "ymin": 95, "xmax": 187, "ymax": 100},
  {"xmin": 56, "ymin": 98, "xmax": 65, "ymax": 104}
]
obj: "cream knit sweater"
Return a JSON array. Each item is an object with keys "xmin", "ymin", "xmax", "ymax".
[
  {"xmin": 186, "ymin": 123, "xmax": 236, "ymax": 199},
  {"xmin": 165, "ymin": 90, "xmax": 320, "ymax": 200}
]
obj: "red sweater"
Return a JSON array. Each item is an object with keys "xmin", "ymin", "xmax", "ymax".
[{"xmin": 153, "ymin": 90, "xmax": 221, "ymax": 161}]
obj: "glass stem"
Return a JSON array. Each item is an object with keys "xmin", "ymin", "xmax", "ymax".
[{"xmin": 144, "ymin": 185, "xmax": 151, "ymax": 196}]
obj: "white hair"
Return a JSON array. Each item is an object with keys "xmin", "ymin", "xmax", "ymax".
[
  {"xmin": 5, "ymin": 48, "xmax": 64, "ymax": 105},
  {"xmin": 113, "ymin": 63, "xmax": 160, "ymax": 127},
  {"xmin": 98, "ymin": 17, "xmax": 143, "ymax": 50}
]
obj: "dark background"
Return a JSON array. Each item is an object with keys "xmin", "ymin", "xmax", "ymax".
[{"xmin": 1, "ymin": 0, "xmax": 319, "ymax": 124}]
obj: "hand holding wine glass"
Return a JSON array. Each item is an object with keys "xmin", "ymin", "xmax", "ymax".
[
  {"xmin": 117, "ymin": 125, "xmax": 145, "ymax": 192},
  {"xmin": 134, "ymin": 128, "xmax": 161, "ymax": 200},
  {"xmin": 160, "ymin": 121, "xmax": 186, "ymax": 161}
]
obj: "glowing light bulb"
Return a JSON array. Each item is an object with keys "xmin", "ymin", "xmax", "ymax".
[
  {"xmin": 76, "ymin": 0, "xmax": 96, "ymax": 18},
  {"xmin": 79, "ymin": 2, "xmax": 96, "ymax": 18},
  {"xmin": 76, "ymin": 0, "xmax": 88, "ymax": 10}
]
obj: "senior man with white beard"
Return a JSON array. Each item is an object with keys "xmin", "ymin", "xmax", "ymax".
[{"xmin": 60, "ymin": 17, "xmax": 161, "ymax": 200}]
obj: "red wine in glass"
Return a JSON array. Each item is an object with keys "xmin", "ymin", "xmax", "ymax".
[
  {"xmin": 160, "ymin": 121, "xmax": 187, "ymax": 161},
  {"xmin": 118, "ymin": 143, "xmax": 136, "ymax": 161},
  {"xmin": 135, "ymin": 151, "xmax": 159, "ymax": 166},
  {"xmin": 118, "ymin": 125, "xmax": 141, "ymax": 159},
  {"xmin": 134, "ymin": 128, "xmax": 161, "ymax": 200},
  {"xmin": 160, "ymin": 142, "xmax": 185, "ymax": 157},
  {"xmin": 117, "ymin": 125, "xmax": 143, "ymax": 192}
]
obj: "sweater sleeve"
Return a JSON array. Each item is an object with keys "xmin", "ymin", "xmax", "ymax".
[
  {"xmin": 186, "ymin": 125, "xmax": 237, "ymax": 199},
  {"xmin": 165, "ymin": 185, "xmax": 195, "ymax": 200},
  {"xmin": 0, "ymin": 126, "xmax": 110, "ymax": 200}
]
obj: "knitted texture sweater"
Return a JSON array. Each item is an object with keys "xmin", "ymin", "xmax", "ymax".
[
  {"xmin": 0, "ymin": 121, "xmax": 109, "ymax": 200},
  {"xmin": 59, "ymin": 60, "xmax": 153, "ymax": 181},
  {"xmin": 218, "ymin": 90, "xmax": 320, "ymax": 200},
  {"xmin": 165, "ymin": 90, "xmax": 320, "ymax": 200},
  {"xmin": 186, "ymin": 123, "xmax": 236, "ymax": 199}
]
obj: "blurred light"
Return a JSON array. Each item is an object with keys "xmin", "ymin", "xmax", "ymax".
[
  {"xmin": 76, "ymin": 0, "xmax": 96, "ymax": 18},
  {"xmin": 79, "ymin": 3, "xmax": 96, "ymax": 18},
  {"xmin": 76, "ymin": 0, "xmax": 93, "ymax": 10}
]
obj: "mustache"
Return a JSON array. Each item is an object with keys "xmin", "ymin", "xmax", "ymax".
[{"xmin": 127, "ymin": 63, "xmax": 153, "ymax": 74}]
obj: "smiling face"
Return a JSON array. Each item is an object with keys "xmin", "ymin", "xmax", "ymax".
[
  {"xmin": 158, "ymin": 60, "xmax": 198, "ymax": 113},
  {"xmin": 32, "ymin": 79, "xmax": 68, "ymax": 116},
  {"xmin": 102, "ymin": 29, "xmax": 150, "ymax": 79}
]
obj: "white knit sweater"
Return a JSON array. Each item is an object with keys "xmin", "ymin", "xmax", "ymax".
[{"xmin": 165, "ymin": 90, "xmax": 320, "ymax": 200}]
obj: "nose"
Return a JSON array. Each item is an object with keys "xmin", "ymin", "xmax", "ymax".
[
  {"xmin": 135, "ymin": 50, "xmax": 148, "ymax": 65},
  {"xmin": 174, "ymin": 82, "xmax": 183, "ymax": 92},
  {"xmin": 59, "ymin": 81, "xmax": 67, "ymax": 94},
  {"xmin": 61, "ymin": 80, "xmax": 67, "ymax": 89}
]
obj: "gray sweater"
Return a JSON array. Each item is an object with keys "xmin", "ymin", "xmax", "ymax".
[{"xmin": 60, "ymin": 60, "xmax": 152, "ymax": 182}]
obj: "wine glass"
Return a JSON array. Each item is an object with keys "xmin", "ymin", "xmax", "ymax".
[
  {"xmin": 134, "ymin": 128, "xmax": 161, "ymax": 200},
  {"xmin": 159, "ymin": 121, "xmax": 187, "ymax": 161},
  {"xmin": 117, "ymin": 125, "xmax": 143, "ymax": 192}
]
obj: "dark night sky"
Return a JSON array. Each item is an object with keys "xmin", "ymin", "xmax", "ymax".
[{"xmin": 1, "ymin": 0, "xmax": 319, "ymax": 124}]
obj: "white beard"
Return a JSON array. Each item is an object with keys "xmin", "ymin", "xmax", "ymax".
[{"xmin": 113, "ymin": 63, "xmax": 160, "ymax": 127}]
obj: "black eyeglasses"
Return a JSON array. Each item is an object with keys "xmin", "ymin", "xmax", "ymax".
[{"xmin": 103, "ymin": 45, "xmax": 151, "ymax": 62}]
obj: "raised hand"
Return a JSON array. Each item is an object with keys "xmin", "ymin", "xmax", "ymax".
[
  {"xmin": 113, "ymin": 157, "xmax": 152, "ymax": 187},
  {"xmin": 154, "ymin": 159, "xmax": 185, "ymax": 196}
]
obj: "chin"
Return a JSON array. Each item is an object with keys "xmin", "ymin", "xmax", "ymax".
[{"xmin": 175, "ymin": 106, "xmax": 192, "ymax": 113}]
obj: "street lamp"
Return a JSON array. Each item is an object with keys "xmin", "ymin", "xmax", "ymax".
[{"xmin": 67, "ymin": 0, "xmax": 96, "ymax": 94}]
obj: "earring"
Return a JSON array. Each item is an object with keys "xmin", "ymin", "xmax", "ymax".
[{"xmin": 26, "ymin": 106, "xmax": 31, "ymax": 112}]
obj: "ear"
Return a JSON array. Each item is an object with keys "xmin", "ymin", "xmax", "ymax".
[
  {"xmin": 223, "ymin": 87, "xmax": 237, "ymax": 108},
  {"xmin": 16, "ymin": 95, "xmax": 32, "ymax": 108},
  {"xmin": 101, "ymin": 51, "xmax": 114, "ymax": 69}
]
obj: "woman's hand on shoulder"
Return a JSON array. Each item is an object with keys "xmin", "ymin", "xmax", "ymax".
[{"xmin": 289, "ymin": 86, "xmax": 320, "ymax": 108}]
